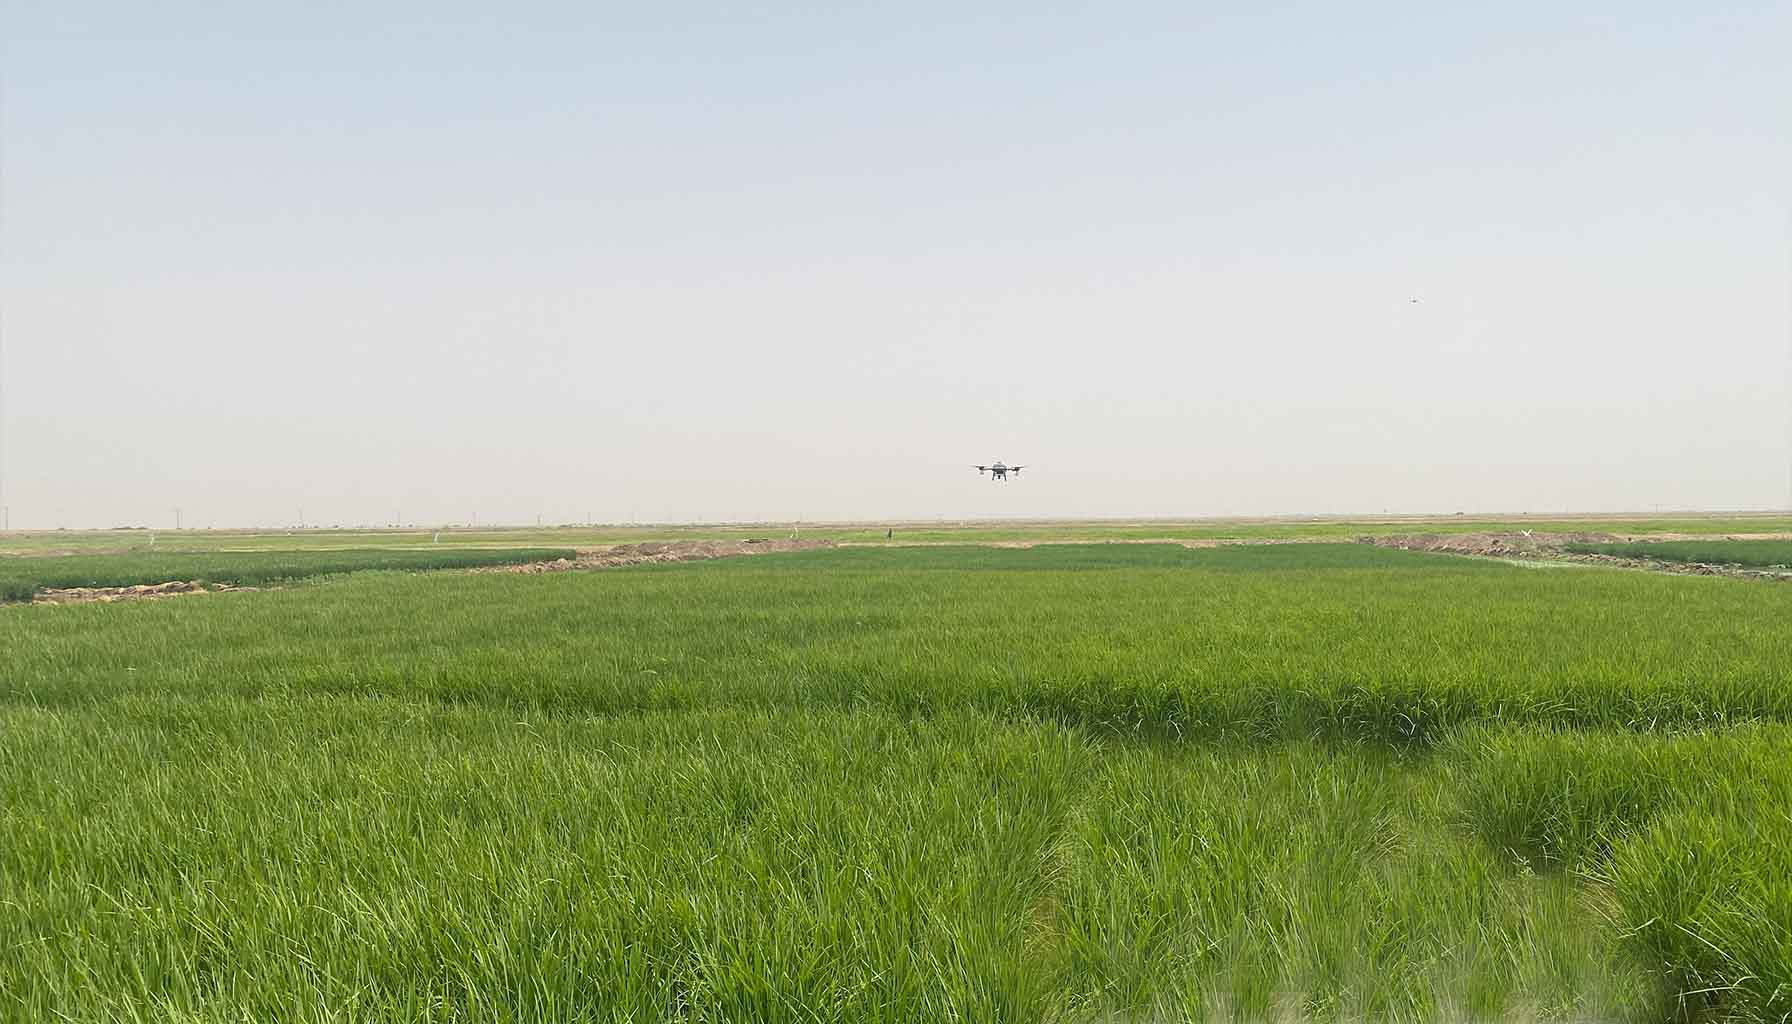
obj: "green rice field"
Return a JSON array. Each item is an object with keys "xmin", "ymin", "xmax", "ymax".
[{"xmin": 3, "ymin": 542, "xmax": 1788, "ymax": 1021}]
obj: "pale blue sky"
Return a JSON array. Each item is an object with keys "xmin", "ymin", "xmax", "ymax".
[{"xmin": 3, "ymin": 2, "xmax": 1788, "ymax": 526}]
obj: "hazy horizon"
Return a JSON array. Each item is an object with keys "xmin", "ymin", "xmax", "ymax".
[{"xmin": 5, "ymin": 2, "xmax": 1790, "ymax": 530}]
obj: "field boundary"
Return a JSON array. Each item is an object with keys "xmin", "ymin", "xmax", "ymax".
[
  {"xmin": 2, "ymin": 547, "xmax": 578, "ymax": 606},
  {"xmin": 471, "ymin": 538, "xmax": 838, "ymax": 573},
  {"xmin": 1366, "ymin": 532, "xmax": 1792, "ymax": 582}
]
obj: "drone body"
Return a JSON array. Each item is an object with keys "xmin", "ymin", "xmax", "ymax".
[{"xmin": 974, "ymin": 461, "xmax": 1026, "ymax": 482}]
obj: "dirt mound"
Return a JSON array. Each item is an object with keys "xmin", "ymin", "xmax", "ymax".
[
  {"xmin": 479, "ymin": 538, "xmax": 836, "ymax": 574},
  {"xmin": 1364, "ymin": 532, "xmax": 1618, "ymax": 557},
  {"xmin": 34, "ymin": 581, "xmax": 259, "ymax": 605}
]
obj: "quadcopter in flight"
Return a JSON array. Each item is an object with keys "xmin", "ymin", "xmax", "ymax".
[{"xmin": 973, "ymin": 461, "xmax": 1026, "ymax": 482}]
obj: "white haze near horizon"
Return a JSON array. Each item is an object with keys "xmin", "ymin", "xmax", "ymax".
[{"xmin": 2, "ymin": 1, "xmax": 1788, "ymax": 530}]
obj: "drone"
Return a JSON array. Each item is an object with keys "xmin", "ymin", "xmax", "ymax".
[{"xmin": 974, "ymin": 461, "xmax": 1026, "ymax": 482}]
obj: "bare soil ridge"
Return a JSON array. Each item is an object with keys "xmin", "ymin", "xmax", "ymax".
[
  {"xmin": 477, "ymin": 538, "xmax": 838, "ymax": 573},
  {"xmin": 1366, "ymin": 532, "xmax": 1792, "ymax": 581},
  {"xmin": 23, "ymin": 541, "xmax": 837, "ymax": 604},
  {"xmin": 35, "ymin": 581, "xmax": 261, "ymax": 605}
]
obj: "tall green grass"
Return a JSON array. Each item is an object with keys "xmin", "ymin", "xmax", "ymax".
[
  {"xmin": 1450, "ymin": 726, "xmax": 1792, "ymax": 1020},
  {"xmin": 1051, "ymin": 743, "xmax": 1649, "ymax": 1021},
  {"xmin": 0, "ymin": 701, "xmax": 1661, "ymax": 1022},
  {"xmin": 1606, "ymin": 806, "xmax": 1792, "ymax": 1021},
  {"xmin": 0, "ymin": 703, "xmax": 1089, "ymax": 1022},
  {"xmin": 3, "ymin": 543, "xmax": 1790, "ymax": 1020},
  {"xmin": 1565, "ymin": 539, "xmax": 1792, "ymax": 568},
  {"xmin": 8, "ymin": 545, "xmax": 1786, "ymax": 740},
  {"xmin": 0, "ymin": 547, "xmax": 574, "ymax": 601}
]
